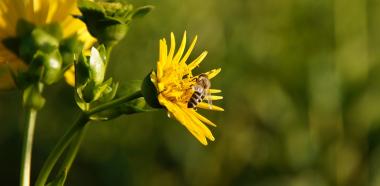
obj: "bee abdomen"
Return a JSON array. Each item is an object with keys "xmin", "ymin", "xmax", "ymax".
[{"xmin": 187, "ymin": 91, "xmax": 204, "ymax": 108}]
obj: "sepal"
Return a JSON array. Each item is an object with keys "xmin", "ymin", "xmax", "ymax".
[{"xmin": 141, "ymin": 72, "xmax": 162, "ymax": 108}]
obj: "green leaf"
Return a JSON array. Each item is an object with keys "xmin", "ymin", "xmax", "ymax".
[
  {"xmin": 75, "ymin": 53, "xmax": 90, "ymax": 86},
  {"xmin": 132, "ymin": 6, "xmax": 154, "ymax": 19},
  {"xmin": 74, "ymin": 88, "xmax": 90, "ymax": 111},
  {"xmin": 81, "ymin": 80, "xmax": 96, "ymax": 103},
  {"xmin": 60, "ymin": 34, "xmax": 84, "ymax": 68},
  {"xmin": 92, "ymin": 78, "xmax": 113, "ymax": 101}
]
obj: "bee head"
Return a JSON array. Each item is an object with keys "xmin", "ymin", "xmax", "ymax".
[{"xmin": 196, "ymin": 74, "xmax": 211, "ymax": 89}]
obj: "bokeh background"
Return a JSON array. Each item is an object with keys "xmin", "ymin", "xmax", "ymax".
[{"xmin": 2, "ymin": 0, "xmax": 380, "ymax": 185}]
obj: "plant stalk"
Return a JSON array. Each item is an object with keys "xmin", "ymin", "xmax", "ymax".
[
  {"xmin": 35, "ymin": 90, "xmax": 143, "ymax": 186},
  {"xmin": 35, "ymin": 114, "xmax": 88, "ymax": 186},
  {"xmin": 20, "ymin": 108, "xmax": 38, "ymax": 186}
]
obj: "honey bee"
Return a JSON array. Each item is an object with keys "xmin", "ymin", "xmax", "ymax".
[{"xmin": 187, "ymin": 74, "xmax": 212, "ymax": 108}]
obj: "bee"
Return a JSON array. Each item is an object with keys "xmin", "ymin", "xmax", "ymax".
[{"xmin": 187, "ymin": 74, "xmax": 212, "ymax": 108}]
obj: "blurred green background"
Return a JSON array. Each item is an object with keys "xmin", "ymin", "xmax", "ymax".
[{"xmin": 2, "ymin": 0, "xmax": 380, "ymax": 185}]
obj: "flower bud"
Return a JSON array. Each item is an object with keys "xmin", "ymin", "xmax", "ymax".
[
  {"xmin": 74, "ymin": 46, "xmax": 117, "ymax": 107},
  {"xmin": 19, "ymin": 24, "xmax": 61, "ymax": 62},
  {"xmin": 36, "ymin": 50, "xmax": 63, "ymax": 85},
  {"xmin": 76, "ymin": 0, "xmax": 153, "ymax": 47},
  {"xmin": 141, "ymin": 72, "xmax": 162, "ymax": 108},
  {"xmin": 23, "ymin": 83, "xmax": 45, "ymax": 110}
]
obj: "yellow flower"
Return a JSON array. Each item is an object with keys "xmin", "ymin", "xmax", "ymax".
[
  {"xmin": 0, "ymin": 0, "xmax": 95, "ymax": 89},
  {"xmin": 151, "ymin": 32, "xmax": 223, "ymax": 145}
]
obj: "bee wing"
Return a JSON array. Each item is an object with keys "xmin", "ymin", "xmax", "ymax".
[{"xmin": 205, "ymin": 89, "xmax": 213, "ymax": 109}]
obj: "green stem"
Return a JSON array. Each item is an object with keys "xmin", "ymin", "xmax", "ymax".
[
  {"xmin": 35, "ymin": 90, "xmax": 143, "ymax": 186},
  {"xmin": 35, "ymin": 114, "xmax": 88, "ymax": 186},
  {"xmin": 86, "ymin": 90, "xmax": 142, "ymax": 115},
  {"xmin": 58, "ymin": 125, "xmax": 88, "ymax": 176},
  {"xmin": 20, "ymin": 108, "xmax": 38, "ymax": 186},
  {"xmin": 47, "ymin": 125, "xmax": 89, "ymax": 186}
]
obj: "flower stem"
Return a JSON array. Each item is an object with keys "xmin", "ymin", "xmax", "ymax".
[
  {"xmin": 20, "ymin": 108, "xmax": 37, "ymax": 186},
  {"xmin": 47, "ymin": 125, "xmax": 89, "ymax": 186},
  {"xmin": 86, "ymin": 90, "xmax": 143, "ymax": 115},
  {"xmin": 35, "ymin": 90, "xmax": 143, "ymax": 186},
  {"xmin": 35, "ymin": 114, "xmax": 88, "ymax": 186}
]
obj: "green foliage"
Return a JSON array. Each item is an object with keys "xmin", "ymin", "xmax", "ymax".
[
  {"xmin": 77, "ymin": 0, "xmax": 153, "ymax": 47},
  {"xmin": 74, "ymin": 46, "xmax": 118, "ymax": 110},
  {"xmin": 59, "ymin": 34, "xmax": 84, "ymax": 68},
  {"xmin": 2, "ymin": 19, "xmax": 85, "ymax": 91},
  {"xmin": 90, "ymin": 80, "xmax": 152, "ymax": 121},
  {"xmin": 5, "ymin": 0, "xmax": 380, "ymax": 186}
]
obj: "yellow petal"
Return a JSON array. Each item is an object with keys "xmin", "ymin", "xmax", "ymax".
[
  {"xmin": 0, "ymin": 0, "xmax": 95, "ymax": 88},
  {"xmin": 64, "ymin": 65, "xmax": 75, "ymax": 87},
  {"xmin": 209, "ymin": 89, "xmax": 222, "ymax": 93},
  {"xmin": 167, "ymin": 32, "xmax": 176, "ymax": 63},
  {"xmin": 158, "ymin": 39, "xmax": 168, "ymax": 78},
  {"xmin": 159, "ymin": 95, "xmax": 211, "ymax": 145},
  {"xmin": 188, "ymin": 51, "xmax": 208, "ymax": 70},
  {"xmin": 189, "ymin": 109, "xmax": 217, "ymax": 127},
  {"xmin": 172, "ymin": 31, "xmax": 186, "ymax": 63},
  {"xmin": 206, "ymin": 95, "xmax": 223, "ymax": 100},
  {"xmin": 197, "ymin": 102, "xmax": 224, "ymax": 111},
  {"xmin": 184, "ymin": 108, "xmax": 215, "ymax": 140},
  {"xmin": 205, "ymin": 68, "xmax": 221, "ymax": 79},
  {"xmin": 179, "ymin": 35, "xmax": 197, "ymax": 65},
  {"xmin": 159, "ymin": 39, "xmax": 168, "ymax": 66}
]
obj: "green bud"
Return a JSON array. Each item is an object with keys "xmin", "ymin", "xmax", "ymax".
[
  {"xmin": 19, "ymin": 50, "xmax": 63, "ymax": 86},
  {"xmin": 92, "ymin": 78, "xmax": 113, "ymax": 101},
  {"xmin": 12, "ymin": 21, "xmax": 61, "ymax": 63},
  {"xmin": 74, "ymin": 45, "xmax": 111, "ymax": 105},
  {"xmin": 23, "ymin": 83, "xmax": 45, "ymax": 110},
  {"xmin": 74, "ymin": 46, "xmax": 106, "ymax": 87},
  {"xmin": 88, "ymin": 46, "xmax": 106, "ymax": 85},
  {"xmin": 76, "ymin": 78, "xmax": 118, "ymax": 111},
  {"xmin": 39, "ymin": 50, "xmax": 63, "ymax": 85},
  {"xmin": 141, "ymin": 72, "xmax": 162, "ymax": 108},
  {"xmin": 77, "ymin": 0, "xmax": 152, "ymax": 47}
]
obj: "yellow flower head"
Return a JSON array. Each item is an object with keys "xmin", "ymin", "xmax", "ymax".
[
  {"xmin": 150, "ymin": 32, "xmax": 223, "ymax": 145},
  {"xmin": 0, "ymin": 0, "xmax": 95, "ymax": 89}
]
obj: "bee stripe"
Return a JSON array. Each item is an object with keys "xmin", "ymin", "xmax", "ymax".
[
  {"xmin": 194, "ymin": 94, "xmax": 202, "ymax": 101},
  {"xmin": 191, "ymin": 97, "xmax": 199, "ymax": 103},
  {"xmin": 187, "ymin": 102, "xmax": 196, "ymax": 108},
  {"xmin": 194, "ymin": 91, "xmax": 201, "ymax": 95}
]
